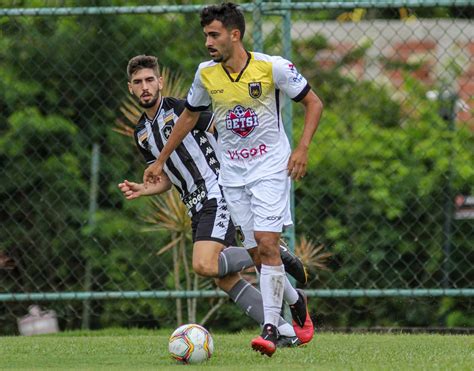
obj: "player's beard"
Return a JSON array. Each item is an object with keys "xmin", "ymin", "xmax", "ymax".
[
  {"xmin": 209, "ymin": 48, "xmax": 223, "ymax": 62},
  {"xmin": 209, "ymin": 45, "xmax": 230, "ymax": 63},
  {"xmin": 138, "ymin": 94, "xmax": 159, "ymax": 109}
]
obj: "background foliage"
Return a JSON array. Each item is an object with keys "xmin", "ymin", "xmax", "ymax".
[{"xmin": 1, "ymin": 2, "xmax": 473, "ymax": 334}]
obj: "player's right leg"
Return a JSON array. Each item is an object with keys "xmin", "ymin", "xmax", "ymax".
[
  {"xmin": 250, "ymin": 171, "xmax": 314, "ymax": 345},
  {"xmin": 250, "ymin": 230, "xmax": 285, "ymax": 357},
  {"xmin": 190, "ymin": 197, "xmax": 296, "ymax": 341},
  {"xmin": 223, "ymin": 186, "xmax": 282, "ymax": 356},
  {"xmin": 215, "ymin": 273, "xmax": 296, "ymax": 342}
]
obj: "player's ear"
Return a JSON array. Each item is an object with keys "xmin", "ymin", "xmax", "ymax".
[
  {"xmin": 127, "ymin": 82, "xmax": 133, "ymax": 95},
  {"xmin": 158, "ymin": 76, "xmax": 164, "ymax": 91},
  {"xmin": 230, "ymin": 29, "xmax": 241, "ymax": 42}
]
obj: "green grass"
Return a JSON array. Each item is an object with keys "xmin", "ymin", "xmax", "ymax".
[{"xmin": 0, "ymin": 329, "xmax": 472, "ymax": 370}]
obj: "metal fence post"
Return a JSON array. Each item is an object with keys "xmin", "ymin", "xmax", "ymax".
[
  {"xmin": 439, "ymin": 89, "xmax": 457, "ymax": 289},
  {"xmin": 252, "ymin": 0, "xmax": 263, "ymax": 52},
  {"xmin": 82, "ymin": 143, "xmax": 100, "ymax": 330}
]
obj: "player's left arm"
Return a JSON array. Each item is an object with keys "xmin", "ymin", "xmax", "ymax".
[{"xmin": 287, "ymin": 89, "xmax": 323, "ymax": 181}]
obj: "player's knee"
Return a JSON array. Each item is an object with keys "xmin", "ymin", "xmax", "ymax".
[
  {"xmin": 256, "ymin": 235, "xmax": 280, "ymax": 260},
  {"xmin": 247, "ymin": 247, "xmax": 262, "ymax": 270},
  {"xmin": 193, "ymin": 258, "xmax": 218, "ymax": 277}
]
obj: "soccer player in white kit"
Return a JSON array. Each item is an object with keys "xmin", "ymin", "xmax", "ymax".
[{"xmin": 144, "ymin": 3, "xmax": 323, "ymax": 357}]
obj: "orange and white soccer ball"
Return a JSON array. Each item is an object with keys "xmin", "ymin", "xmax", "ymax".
[{"xmin": 168, "ymin": 323, "xmax": 214, "ymax": 364}]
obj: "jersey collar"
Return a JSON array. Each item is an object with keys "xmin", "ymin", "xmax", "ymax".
[
  {"xmin": 221, "ymin": 51, "xmax": 252, "ymax": 83},
  {"xmin": 144, "ymin": 96, "xmax": 164, "ymax": 123}
]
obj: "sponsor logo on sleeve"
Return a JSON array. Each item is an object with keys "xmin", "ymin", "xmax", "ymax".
[{"xmin": 288, "ymin": 63, "xmax": 304, "ymax": 83}]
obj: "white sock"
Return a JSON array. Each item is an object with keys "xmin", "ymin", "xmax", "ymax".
[
  {"xmin": 260, "ymin": 264, "xmax": 285, "ymax": 326},
  {"xmin": 278, "ymin": 322, "xmax": 296, "ymax": 337},
  {"xmin": 283, "ymin": 276, "xmax": 299, "ymax": 305}
]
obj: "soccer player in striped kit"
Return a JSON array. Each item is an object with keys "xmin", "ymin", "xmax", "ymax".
[
  {"xmin": 143, "ymin": 2, "xmax": 324, "ymax": 357},
  {"xmin": 120, "ymin": 55, "xmax": 307, "ymax": 347}
]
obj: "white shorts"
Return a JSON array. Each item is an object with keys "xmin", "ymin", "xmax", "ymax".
[{"xmin": 222, "ymin": 170, "xmax": 293, "ymax": 249}]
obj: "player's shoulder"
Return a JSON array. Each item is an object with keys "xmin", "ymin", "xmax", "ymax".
[
  {"xmin": 162, "ymin": 96, "xmax": 185, "ymax": 109},
  {"xmin": 134, "ymin": 112, "xmax": 147, "ymax": 133},
  {"xmin": 197, "ymin": 59, "xmax": 219, "ymax": 72},
  {"xmin": 251, "ymin": 51, "xmax": 288, "ymax": 65}
]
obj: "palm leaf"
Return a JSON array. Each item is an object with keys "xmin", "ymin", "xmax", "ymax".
[
  {"xmin": 161, "ymin": 66, "xmax": 187, "ymax": 98},
  {"xmin": 295, "ymin": 236, "xmax": 333, "ymax": 271},
  {"xmin": 142, "ymin": 189, "xmax": 191, "ymax": 238}
]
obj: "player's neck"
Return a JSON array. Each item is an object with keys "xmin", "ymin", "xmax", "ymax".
[
  {"xmin": 222, "ymin": 47, "xmax": 249, "ymax": 74},
  {"xmin": 144, "ymin": 95, "xmax": 162, "ymax": 120}
]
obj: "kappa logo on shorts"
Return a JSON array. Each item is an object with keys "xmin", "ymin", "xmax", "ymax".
[{"xmin": 225, "ymin": 105, "xmax": 259, "ymax": 138}]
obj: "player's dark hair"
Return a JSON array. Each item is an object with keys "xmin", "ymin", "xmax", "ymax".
[
  {"xmin": 200, "ymin": 2, "xmax": 245, "ymax": 40},
  {"xmin": 127, "ymin": 55, "xmax": 160, "ymax": 80}
]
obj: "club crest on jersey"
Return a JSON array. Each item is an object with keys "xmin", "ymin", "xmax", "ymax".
[
  {"xmin": 226, "ymin": 105, "xmax": 259, "ymax": 138},
  {"xmin": 248, "ymin": 82, "xmax": 262, "ymax": 99},
  {"xmin": 162, "ymin": 122, "xmax": 174, "ymax": 140}
]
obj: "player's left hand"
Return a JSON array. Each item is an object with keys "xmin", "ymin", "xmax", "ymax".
[{"xmin": 287, "ymin": 146, "xmax": 308, "ymax": 181}]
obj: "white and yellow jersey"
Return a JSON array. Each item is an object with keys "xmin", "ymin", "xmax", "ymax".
[{"xmin": 185, "ymin": 51, "xmax": 310, "ymax": 186}]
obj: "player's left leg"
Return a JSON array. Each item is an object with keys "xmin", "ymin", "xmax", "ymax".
[
  {"xmin": 191, "ymin": 197, "xmax": 253, "ymax": 278},
  {"xmin": 249, "ymin": 171, "xmax": 314, "ymax": 346}
]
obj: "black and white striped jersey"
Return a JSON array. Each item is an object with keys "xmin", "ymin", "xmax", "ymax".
[{"xmin": 134, "ymin": 97, "xmax": 221, "ymax": 216}]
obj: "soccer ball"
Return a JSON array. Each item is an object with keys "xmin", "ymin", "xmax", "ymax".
[{"xmin": 168, "ymin": 323, "xmax": 214, "ymax": 364}]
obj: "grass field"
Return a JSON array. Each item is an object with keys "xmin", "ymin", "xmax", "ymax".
[{"xmin": 0, "ymin": 328, "xmax": 472, "ymax": 370}]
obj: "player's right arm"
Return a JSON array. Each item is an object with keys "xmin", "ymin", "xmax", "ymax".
[{"xmin": 118, "ymin": 174, "xmax": 172, "ymax": 200}]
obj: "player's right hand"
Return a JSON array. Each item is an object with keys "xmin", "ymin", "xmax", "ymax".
[
  {"xmin": 118, "ymin": 180, "xmax": 144, "ymax": 200},
  {"xmin": 143, "ymin": 160, "xmax": 164, "ymax": 187}
]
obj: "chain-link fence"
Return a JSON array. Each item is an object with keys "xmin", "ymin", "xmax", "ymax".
[{"xmin": 1, "ymin": 1, "xmax": 473, "ymax": 335}]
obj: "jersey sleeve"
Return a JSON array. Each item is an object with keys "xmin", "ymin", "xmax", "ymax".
[
  {"xmin": 195, "ymin": 111, "xmax": 214, "ymax": 132},
  {"xmin": 185, "ymin": 67, "xmax": 212, "ymax": 112},
  {"xmin": 172, "ymin": 96, "xmax": 214, "ymax": 132},
  {"xmin": 134, "ymin": 125, "xmax": 156, "ymax": 165},
  {"xmin": 272, "ymin": 57, "xmax": 311, "ymax": 102}
]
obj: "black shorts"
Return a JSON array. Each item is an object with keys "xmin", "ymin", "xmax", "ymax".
[{"xmin": 191, "ymin": 197, "xmax": 236, "ymax": 246}]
